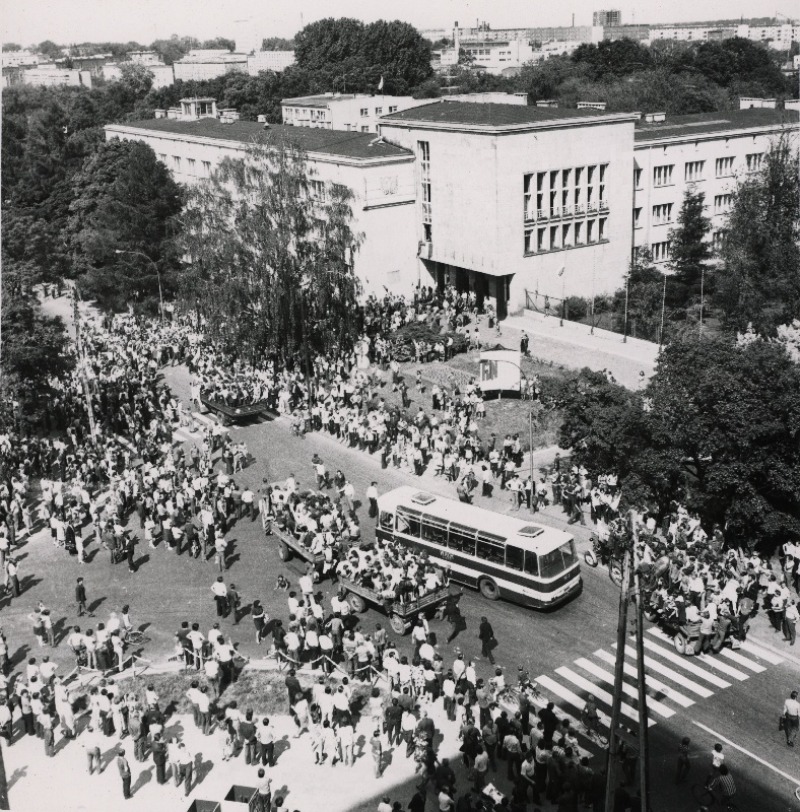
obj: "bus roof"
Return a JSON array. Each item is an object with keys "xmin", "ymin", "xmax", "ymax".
[{"xmin": 377, "ymin": 486, "xmax": 574, "ymax": 553}]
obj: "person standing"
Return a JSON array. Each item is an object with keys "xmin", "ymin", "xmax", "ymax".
[
  {"xmin": 83, "ymin": 725, "xmax": 103, "ymax": 774},
  {"xmin": 151, "ymin": 732, "xmax": 168, "ymax": 784},
  {"xmin": 177, "ymin": 742, "xmax": 194, "ymax": 795},
  {"xmin": 783, "ymin": 690, "xmax": 800, "ymax": 747},
  {"xmin": 675, "ymin": 736, "xmax": 692, "ymax": 784},
  {"xmin": 76, "ymin": 578, "xmax": 91, "ymax": 617},
  {"xmin": 117, "ymin": 748, "xmax": 132, "ymax": 799},
  {"xmin": 370, "ymin": 729, "xmax": 384, "ymax": 778},
  {"xmin": 211, "ymin": 577, "xmax": 229, "ymax": 617},
  {"xmin": 783, "ymin": 600, "xmax": 798, "ymax": 645},
  {"xmin": 478, "ymin": 616, "xmax": 496, "ymax": 665},
  {"xmin": 256, "ymin": 768, "xmax": 272, "ymax": 812},
  {"xmin": 366, "ymin": 482, "xmax": 379, "ymax": 521}
]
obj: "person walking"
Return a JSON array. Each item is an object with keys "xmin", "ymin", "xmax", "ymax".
[
  {"xmin": 151, "ymin": 732, "xmax": 168, "ymax": 784},
  {"xmin": 478, "ymin": 616, "xmax": 496, "ymax": 665},
  {"xmin": 370, "ymin": 729, "xmax": 384, "ymax": 778},
  {"xmin": 76, "ymin": 577, "xmax": 92, "ymax": 617},
  {"xmin": 675, "ymin": 736, "xmax": 692, "ymax": 784},
  {"xmin": 117, "ymin": 748, "xmax": 132, "ymax": 799},
  {"xmin": 783, "ymin": 600, "xmax": 798, "ymax": 645},
  {"xmin": 211, "ymin": 577, "xmax": 229, "ymax": 617},
  {"xmin": 783, "ymin": 690, "xmax": 800, "ymax": 747}
]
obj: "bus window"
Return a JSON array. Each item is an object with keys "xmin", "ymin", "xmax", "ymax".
[
  {"xmin": 524, "ymin": 551, "xmax": 539, "ymax": 576},
  {"xmin": 397, "ymin": 507, "xmax": 422, "ymax": 538},
  {"xmin": 448, "ymin": 523, "xmax": 477, "ymax": 555},
  {"xmin": 420, "ymin": 515, "xmax": 448, "ymax": 546},
  {"xmin": 476, "ymin": 533, "xmax": 505, "ymax": 565},
  {"xmin": 380, "ymin": 511, "xmax": 394, "ymax": 531},
  {"xmin": 539, "ymin": 540, "xmax": 578, "ymax": 578},
  {"xmin": 505, "ymin": 545, "xmax": 524, "ymax": 571}
]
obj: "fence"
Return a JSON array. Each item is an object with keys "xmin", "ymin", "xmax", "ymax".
[{"xmin": 524, "ymin": 289, "xmax": 607, "ymax": 331}]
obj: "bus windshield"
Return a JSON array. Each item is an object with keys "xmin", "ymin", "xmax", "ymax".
[{"xmin": 538, "ymin": 540, "xmax": 578, "ymax": 579}]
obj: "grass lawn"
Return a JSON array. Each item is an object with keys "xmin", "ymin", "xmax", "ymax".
[{"xmin": 117, "ymin": 667, "xmax": 382, "ymax": 717}]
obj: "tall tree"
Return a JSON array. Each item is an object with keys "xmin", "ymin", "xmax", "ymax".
[
  {"xmin": 668, "ymin": 189, "xmax": 712, "ymax": 311},
  {"xmin": 715, "ymin": 138, "xmax": 800, "ymax": 334},
  {"xmin": 179, "ymin": 135, "xmax": 362, "ymax": 364},
  {"xmin": 66, "ymin": 139, "xmax": 183, "ymax": 310}
]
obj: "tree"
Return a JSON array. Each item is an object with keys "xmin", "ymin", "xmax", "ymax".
[
  {"xmin": 667, "ymin": 189, "xmax": 712, "ymax": 311},
  {"xmin": 715, "ymin": 137, "xmax": 800, "ymax": 334},
  {"xmin": 118, "ymin": 63, "xmax": 154, "ymax": 97},
  {"xmin": 571, "ymin": 39, "xmax": 653, "ymax": 80},
  {"xmin": 66, "ymin": 139, "xmax": 183, "ymax": 310},
  {"xmin": 2, "ymin": 43, "xmax": 21, "ymax": 51},
  {"xmin": 179, "ymin": 135, "xmax": 363, "ymax": 364},
  {"xmin": 150, "ymin": 35, "xmax": 198, "ymax": 65},
  {"xmin": 37, "ymin": 40, "xmax": 63, "ymax": 59},
  {"xmin": 262, "ymin": 37, "xmax": 295, "ymax": 51},
  {"xmin": 200, "ymin": 37, "xmax": 235, "ymax": 52},
  {"xmin": 611, "ymin": 249, "xmax": 666, "ymax": 342}
]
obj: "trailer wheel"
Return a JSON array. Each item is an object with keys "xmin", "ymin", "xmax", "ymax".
[
  {"xmin": 609, "ymin": 562, "xmax": 623, "ymax": 587},
  {"xmin": 478, "ymin": 577, "xmax": 500, "ymax": 601},
  {"xmin": 347, "ymin": 593, "xmax": 367, "ymax": 613},
  {"xmin": 674, "ymin": 633, "xmax": 688, "ymax": 655},
  {"xmin": 277, "ymin": 542, "xmax": 291, "ymax": 562},
  {"xmin": 390, "ymin": 614, "xmax": 407, "ymax": 635}
]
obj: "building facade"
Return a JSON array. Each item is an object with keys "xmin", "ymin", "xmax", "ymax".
[
  {"xmin": 104, "ymin": 116, "xmax": 418, "ymax": 296},
  {"xmin": 380, "ymin": 102, "xmax": 638, "ymax": 317},
  {"xmin": 248, "ymin": 51, "xmax": 296, "ymax": 74},
  {"xmin": 281, "ymin": 94, "xmax": 431, "ymax": 133},
  {"xmin": 633, "ymin": 108, "xmax": 799, "ymax": 262},
  {"xmin": 173, "ymin": 51, "xmax": 248, "ymax": 81}
]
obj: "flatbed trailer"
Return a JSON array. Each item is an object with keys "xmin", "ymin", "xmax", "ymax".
[
  {"xmin": 269, "ymin": 524, "xmax": 368, "ymax": 578},
  {"xmin": 337, "ymin": 576, "xmax": 451, "ymax": 635}
]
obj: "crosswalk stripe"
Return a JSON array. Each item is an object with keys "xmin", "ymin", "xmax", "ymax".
[
  {"xmin": 647, "ymin": 629, "xmax": 748, "ymax": 680},
  {"xmin": 556, "ymin": 666, "xmax": 653, "ymax": 726},
  {"xmin": 575, "ymin": 658, "xmax": 675, "ymax": 718},
  {"xmin": 595, "ymin": 649, "xmax": 694, "ymax": 708},
  {"xmin": 614, "ymin": 644, "xmax": 714, "ymax": 698},
  {"xmin": 720, "ymin": 648, "xmax": 766, "ymax": 673},
  {"xmin": 642, "ymin": 639, "xmax": 731, "ymax": 688},
  {"xmin": 738, "ymin": 639, "xmax": 784, "ymax": 665},
  {"xmin": 535, "ymin": 675, "xmax": 608, "ymax": 731}
]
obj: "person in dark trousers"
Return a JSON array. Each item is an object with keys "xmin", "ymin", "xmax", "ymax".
[
  {"xmin": 445, "ymin": 595, "xmax": 464, "ymax": 644},
  {"xmin": 478, "ymin": 616, "xmax": 496, "ymax": 665},
  {"xmin": 151, "ymin": 733, "xmax": 168, "ymax": 784},
  {"xmin": 228, "ymin": 584, "xmax": 241, "ymax": 625},
  {"xmin": 117, "ymin": 748, "xmax": 132, "ymax": 799},
  {"xmin": 76, "ymin": 577, "xmax": 92, "ymax": 617}
]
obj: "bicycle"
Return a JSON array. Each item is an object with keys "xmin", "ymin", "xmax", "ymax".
[{"xmin": 692, "ymin": 782, "xmax": 737, "ymax": 811}]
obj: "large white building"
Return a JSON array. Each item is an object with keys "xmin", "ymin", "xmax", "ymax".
[
  {"xmin": 248, "ymin": 51, "xmax": 296, "ymax": 74},
  {"xmin": 281, "ymin": 94, "xmax": 432, "ymax": 134},
  {"xmin": 21, "ymin": 66, "xmax": 93, "ymax": 88},
  {"xmin": 173, "ymin": 50, "xmax": 248, "ymax": 82},
  {"xmin": 632, "ymin": 108, "xmax": 799, "ymax": 261},
  {"xmin": 104, "ymin": 98, "xmax": 799, "ymax": 320},
  {"xmin": 105, "ymin": 106, "xmax": 418, "ymax": 295}
]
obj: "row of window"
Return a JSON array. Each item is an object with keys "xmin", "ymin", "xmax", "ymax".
[
  {"xmin": 160, "ymin": 154, "xmax": 212, "ymax": 177},
  {"xmin": 524, "ymin": 217, "xmax": 607, "ymax": 254},
  {"xmin": 358, "ymin": 105, "xmax": 398, "ymax": 116},
  {"xmin": 637, "ymin": 153, "xmax": 763, "ymax": 188},
  {"xmin": 648, "ymin": 229, "xmax": 728, "ymax": 262},
  {"xmin": 524, "ymin": 165, "xmax": 608, "ymax": 222},
  {"xmin": 635, "ymin": 194, "xmax": 733, "ymax": 230}
]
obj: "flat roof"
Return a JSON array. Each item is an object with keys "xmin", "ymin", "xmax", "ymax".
[
  {"xmin": 110, "ymin": 118, "xmax": 413, "ymax": 160},
  {"xmin": 282, "ymin": 94, "xmax": 360, "ymax": 108},
  {"xmin": 382, "ymin": 100, "xmax": 635, "ymax": 130},
  {"xmin": 635, "ymin": 108, "xmax": 800, "ymax": 142}
]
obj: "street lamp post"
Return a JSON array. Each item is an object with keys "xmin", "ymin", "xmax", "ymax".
[
  {"xmin": 622, "ymin": 273, "xmax": 630, "ymax": 343},
  {"xmin": 659, "ymin": 272, "xmax": 667, "ymax": 348},
  {"xmin": 114, "ymin": 249, "xmax": 164, "ymax": 321},
  {"xmin": 558, "ymin": 265, "xmax": 566, "ymax": 327},
  {"xmin": 699, "ymin": 265, "xmax": 705, "ymax": 334}
]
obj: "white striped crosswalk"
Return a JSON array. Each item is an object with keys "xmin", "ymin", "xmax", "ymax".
[
  {"xmin": 534, "ymin": 628, "xmax": 783, "ymax": 752},
  {"xmin": 173, "ymin": 410, "xmax": 224, "ymax": 444}
]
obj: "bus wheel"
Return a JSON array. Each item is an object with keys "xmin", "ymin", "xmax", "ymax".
[
  {"xmin": 479, "ymin": 578, "xmax": 500, "ymax": 601},
  {"xmin": 390, "ymin": 614, "xmax": 407, "ymax": 635},
  {"xmin": 278, "ymin": 542, "xmax": 291, "ymax": 562},
  {"xmin": 347, "ymin": 593, "xmax": 367, "ymax": 613}
]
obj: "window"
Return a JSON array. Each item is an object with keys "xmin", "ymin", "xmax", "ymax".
[
  {"xmin": 587, "ymin": 219, "xmax": 596, "ymax": 244},
  {"xmin": 634, "ymin": 207, "xmax": 642, "ymax": 228},
  {"xmin": 562, "ymin": 223, "xmax": 572, "ymax": 248},
  {"xmin": 633, "ymin": 167, "xmax": 642, "ymax": 189},
  {"xmin": 159, "ymin": 153, "xmax": 167, "ymax": 163},
  {"xmin": 715, "ymin": 157, "xmax": 734, "ymax": 177},
  {"xmin": 420, "ymin": 515, "xmax": 448, "ymax": 546},
  {"xmin": 374, "ymin": 107, "xmax": 382, "ymax": 115},
  {"xmin": 186, "ymin": 158, "xmax": 196, "ymax": 174},
  {"xmin": 652, "ymin": 203, "xmax": 673, "ymax": 225},
  {"xmin": 388, "ymin": 105, "xmax": 397, "ymax": 113},
  {"xmin": 746, "ymin": 153, "xmax": 763, "ymax": 173},
  {"xmin": 684, "ymin": 160, "xmax": 705, "ymax": 182},
  {"xmin": 505, "ymin": 545, "xmax": 524, "ymax": 571},
  {"xmin": 524, "ymin": 174, "xmax": 534, "ymax": 221},
  {"xmin": 714, "ymin": 194, "xmax": 732, "ymax": 215},
  {"xmin": 537, "ymin": 172, "xmax": 546, "ymax": 217},
  {"xmin": 173, "ymin": 155, "xmax": 181, "ymax": 170},
  {"xmin": 309, "ymin": 180, "xmax": 326, "ymax": 202},
  {"xmin": 419, "ymin": 141, "xmax": 431, "ymax": 234},
  {"xmin": 476, "ymin": 532, "xmax": 505, "ymax": 565},
  {"xmin": 448, "ymin": 523, "xmax": 478, "ymax": 554},
  {"xmin": 549, "ymin": 225, "xmax": 560, "ymax": 250},
  {"xmin": 361, "ymin": 126, "xmax": 370, "ymax": 132},
  {"xmin": 711, "ymin": 230, "xmax": 727, "ymax": 252},
  {"xmin": 653, "ymin": 164, "xmax": 674, "ymax": 187},
  {"xmin": 574, "ymin": 221, "xmax": 584, "ymax": 245},
  {"xmin": 599, "ymin": 216, "xmax": 607, "ymax": 241},
  {"xmin": 524, "ymin": 551, "xmax": 539, "ymax": 576},
  {"xmin": 561, "ymin": 168, "xmax": 572, "ymax": 213},
  {"xmin": 524, "ymin": 228, "xmax": 534, "ymax": 254},
  {"xmin": 652, "ymin": 240, "xmax": 672, "ymax": 262},
  {"xmin": 539, "ymin": 540, "xmax": 578, "ymax": 579},
  {"xmin": 599, "ymin": 163, "xmax": 607, "ymax": 208},
  {"xmin": 587, "ymin": 165, "xmax": 596, "ymax": 210},
  {"xmin": 537, "ymin": 227, "xmax": 547, "ymax": 252},
  {"xmin": 360, "ymin": 107, "xmax": 368, "ymax": 116},
  {"xmin": 574, "ymin": 167, "xmax": 584, "ymax": 211},
  {"xmin": 202, "ymin": 160, "xmax": 211, "ymax": 176},
  {"xmin": 396, "ymin": 507, "xmax": 422, "ymax": 538}
]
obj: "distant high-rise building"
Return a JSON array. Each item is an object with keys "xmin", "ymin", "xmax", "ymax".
[{"xmin": 593, "ymin": 10, "xmax": 622, "ymax": 26}]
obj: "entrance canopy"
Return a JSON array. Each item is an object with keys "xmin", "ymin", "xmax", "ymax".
[{"xmin": 478, "ymin": 345, "xmax": 521, "ymax": 394}]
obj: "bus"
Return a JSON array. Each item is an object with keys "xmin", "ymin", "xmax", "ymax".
[{"xmin": 376, "ymin": 486, "xmax": 582, "ymax": 609}]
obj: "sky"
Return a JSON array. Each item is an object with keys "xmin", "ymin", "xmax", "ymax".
[{"xmin": 2, "ymin": 0, "xmax": 785, "ymax": 48}]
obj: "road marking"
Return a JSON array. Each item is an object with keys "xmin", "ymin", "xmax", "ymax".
[
  {"xmin": 646, "ymin": 629, "xmax": 750, "ymax": 680},
  {"xmin": 692, "ymin": 721, "xmax": 800, "ymax": 786},
  {"xmin": 720, "ymin": 648, "xmax": 766, "ymax": 673},
  {"xmin": 556, "ymin": 666, "xmax": 653, "ymax": 725},
  {"xmin": 642, "ymin": 639, "xmax": 732, "ymax": 688},
  {"xmin": 595, "ymin": 649, "xmax": 694, "ymax": 708},
  {"xmin": 614, "ymin": 643, "xmax": 715, "ymax": 698},
  {"xmin": 575, "ymin": 657, "xmax": 675, "ymax": 718},
  {"xmin": 738, "ymin": 639, "xmax": 785, "ymax": 665},
  {"xmin": 535, "ymin": 675, "xmax": 608, "ymax": 731}
]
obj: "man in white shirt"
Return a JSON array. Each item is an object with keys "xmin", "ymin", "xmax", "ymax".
[
  {"xmin": 211, "ymin": 577, "xmax": 229, "ymax": 617},
  {"xmin": 784, "ymin": 690, "xmax": 800, "ymax": 746}
]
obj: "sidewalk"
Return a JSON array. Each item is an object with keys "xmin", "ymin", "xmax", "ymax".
[{"xmin": 501, "ymin": 310, "xmax": 659, "ymax": 389}]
